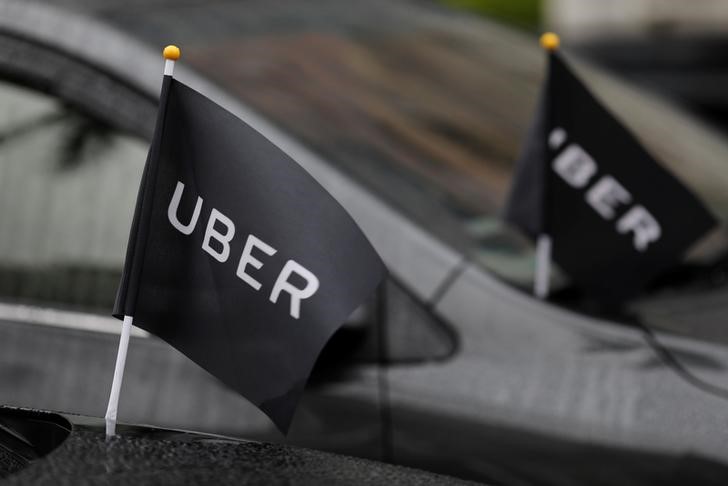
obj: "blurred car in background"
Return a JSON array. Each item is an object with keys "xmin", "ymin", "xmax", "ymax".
[{"xmin": 1, "ymin": 1, "xmax": 728, "ymax": 485}]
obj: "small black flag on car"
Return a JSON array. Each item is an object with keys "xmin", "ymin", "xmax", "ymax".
[
  {"xmin": 504, "ymin": 46, "xmax": 716, "ymax": 301},
  {"xmin": 113, "ymin": 70, "xmax": 386, "ymax": 433}
]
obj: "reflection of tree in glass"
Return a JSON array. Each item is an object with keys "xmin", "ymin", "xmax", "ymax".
[
  {"xmin": 441, "ymin": 0, "xmax": 540, "ymax": 31},
  {"xmin": 57, "ymin": 109, "xmax": 113, "ymax": 171},
  {"xmin": 0, "ymin": 105, "xmax": 114, "ymax": 171},
  {"xmin": 0, "ymin": 111, "xmax": 65, "ymax": 146}
]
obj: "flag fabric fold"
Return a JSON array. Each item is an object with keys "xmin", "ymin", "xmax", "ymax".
[
  {"xmin": 504, "ymin": 52, "xmax": 717, "ymax": 301},
  {"xmin": 114, "ymin": 76, "xmax": 386, "ymax": 433}
]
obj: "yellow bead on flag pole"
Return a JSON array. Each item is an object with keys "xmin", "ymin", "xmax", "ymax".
[
  {"xmin": 163, "ymin": 44, "xmax": 181, "ymax": 76},
  {"xmin": 539, "ymin": 32, "xmax": 560, "ymax": 52},
  {"xmin": 163, "ymin": 45, "xmax": 181, "ymax": 60}
]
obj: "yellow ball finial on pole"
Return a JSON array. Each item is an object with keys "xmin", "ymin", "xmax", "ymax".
[
  {"xmin": 539, "ymin": 32, "xmax": 560, "ymax": 52},
  {"xmin": 163, "ymin": 45, "xmax": 181, "ymax": 61}
]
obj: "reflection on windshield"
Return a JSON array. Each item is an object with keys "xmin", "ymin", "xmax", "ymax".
[
  {"xmin": 188, "ymin": 28, "xmax": 559, "ymax": 288},
  {"xmin": 184, "ymin": 10, "xmax": 728, "ymax": 341},
  {"xmin": 190, "ymin": 32, "xmax": 530, "ymax": 281},
  {"xmin": 0, "ymin": 80, "xmax": 147, "ymax": 312}
]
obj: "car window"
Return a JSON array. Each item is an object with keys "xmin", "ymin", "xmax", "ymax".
[{"xmin": 0, "ymin": 79, "xmax": 147, "ymax": 312}]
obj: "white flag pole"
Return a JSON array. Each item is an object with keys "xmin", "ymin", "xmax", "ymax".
[
  {"xmin": 534, "ymin": 234, "xmax": 552, "ymax": 299},
  {"xmin": 104, "ymin": 315, "xmax": 134, "ymax": 436},
  {"xmin": 533, "ymin": 32, "xmax": 560, "ymax": 301},
  {"xmin": 104, "ymin": 45, "xmax": 180, "ymax": 438}
]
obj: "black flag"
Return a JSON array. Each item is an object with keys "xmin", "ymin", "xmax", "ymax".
[
  {"xmin": 504, "ymin": 51, "xmax": 717, "ymax": 301},
  {"xmin": 114, "ymin": 76, "xmax": 386, "ymax": 433}
]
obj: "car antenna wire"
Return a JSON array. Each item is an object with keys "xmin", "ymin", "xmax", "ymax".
[
  {"xmin": 376, "ymin": 281, "xmax": 393, "ymax": 463},
  {"xmin": 427, "ymin": 256, "xmax": 470, "ymax": 310},
  {"xmin": 633, "ymin": 316, "xmax": 728, "ymax": 401}
]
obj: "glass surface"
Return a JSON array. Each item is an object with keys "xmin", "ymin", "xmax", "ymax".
[
  {"xmin": 4, "ymin": 5, "xmax": 728, "ymax": 348},
  {"xmin": 0, "ymin": 80, "xmax": 147, "ymax": 312},
  {"xmin": 181, "ymin": 4, "xmax": 728, "ymax": 342},
  {"xmin": 0, "ymin": 73, "xmax": 454, "ymax": 363}
]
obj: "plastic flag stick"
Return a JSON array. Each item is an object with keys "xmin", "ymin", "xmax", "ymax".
[
  {"xmin": 104, "ymin": 45, "xmax": 179, "ymax": 438},
  {"xmin": 104, "ymin": 315, "xmax": 133, "ymax": 437},
  {"xmin": 534, "ymin": 234, "xmax": 552, "ymax": 299}
]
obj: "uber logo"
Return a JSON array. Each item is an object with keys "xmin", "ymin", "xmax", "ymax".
[
  {"xmin": 549, "ymin": 128, "xmax": 661, "ymax": 251},
  {"xmin": 167, "ymin": 181, "xmax": 319, "ymax": 319}
]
